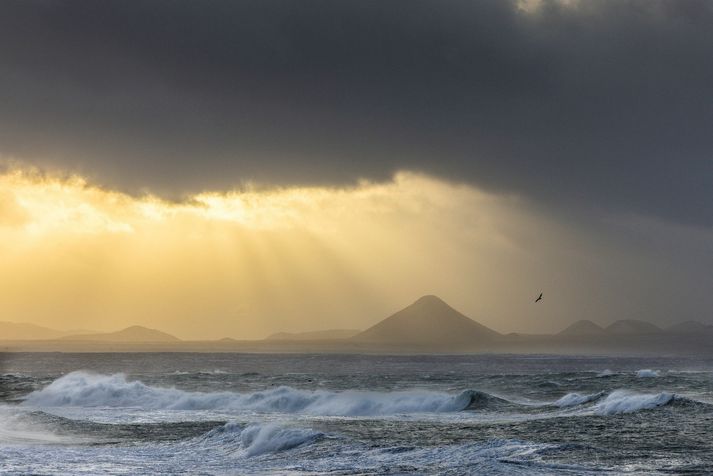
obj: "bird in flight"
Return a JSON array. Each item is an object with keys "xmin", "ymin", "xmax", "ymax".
[{"xmin": 535, "ymin": 292, "xmax": 543, "ymax": 303}]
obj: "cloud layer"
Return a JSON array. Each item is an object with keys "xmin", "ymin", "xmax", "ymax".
[{"xmin": 1, "ymin": 0, "xmax": 712, "ymax": 224}]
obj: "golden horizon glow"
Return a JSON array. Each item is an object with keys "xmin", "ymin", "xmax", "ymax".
[
  {"xmin": 1, "ymin": 167, "xmax": 530, "ymax": 339},
  {"xmin": 1, "ymin": 164, "xmax": 691, "ymax": 339}
]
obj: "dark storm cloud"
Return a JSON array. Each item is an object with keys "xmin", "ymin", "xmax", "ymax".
[{"xmin": 0, "ymin": 0, "xmax": 712, "ymax": 223}]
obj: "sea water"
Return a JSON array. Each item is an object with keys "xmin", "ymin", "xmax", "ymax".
[{"xmin": 1, "ymin": 353, "xmax": 712, "ymax": 474}]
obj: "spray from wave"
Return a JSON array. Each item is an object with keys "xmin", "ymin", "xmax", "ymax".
[{"xmin": 0, "ymin": 406, "xmax": 87, "ymax": 445}]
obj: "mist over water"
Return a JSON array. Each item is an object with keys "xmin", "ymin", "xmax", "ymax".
[{"xmin": 1, "ymin": 353, "xmax": 713, "ymax": 474}]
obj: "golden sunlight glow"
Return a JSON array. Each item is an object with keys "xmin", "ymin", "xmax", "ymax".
[{"xmin": 0, "ymin": 167, "xmax": 605, "ymax": 339}]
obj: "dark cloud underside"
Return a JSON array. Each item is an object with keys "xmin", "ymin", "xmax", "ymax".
[{"xmin": 0, "ymin": 0, "xmax": 712, "ymax": 224}]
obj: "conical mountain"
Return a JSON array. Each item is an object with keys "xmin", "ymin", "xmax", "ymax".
[
  {"xmin": 558, "ymin": 320, "xmax": 607, "ymax": 336},
  {"xmin": 353, "ymin": 295, "xmax": 499, "ymax": 345}
]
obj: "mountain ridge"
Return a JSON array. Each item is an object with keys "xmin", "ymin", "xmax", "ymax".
[
  {"xmin": 2, "ymin": 297, "xmax": 710, "ymax": 345},
  {"xmin": 666, "ymin": 320, "xmax": 713, "ymax": 334},
  {"xmin": 266, "ymin": 329, "xmax": 361, "ymax": 341},
  {"xmin": 60, "ymin": 325, "xmax": 180, "ymax": 342},
  {"xmin": 558, "ymin": 320, "xmax": 607, "ymax": 336},
  {"xmin": 0, "ymin": 321, "xmax": 67, "ymax": 340},
  {"xmin": 605, "ymin": 319, "xmax": 663, "ymax": 335},
  {"xmin": 0, "ymin": 321, "xmax": 97, "ymax": 340}
]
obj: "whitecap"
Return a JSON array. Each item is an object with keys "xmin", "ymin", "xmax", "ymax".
[
  {"xmin": 596, "ymin": 369, "xmax": 615, "ymax": 377},
  {"xmin": 593, "ymin": 390, "xmax": 674, "ymax": 415},
  {"xmin": 635, "ymin": 369, "xmax": 660, "ymax": 378},
  {"xmin": 553, "ymin": 391, "xmax": 604, "ymax": 407}
]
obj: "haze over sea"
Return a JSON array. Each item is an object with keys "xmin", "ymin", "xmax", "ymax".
[{"xmin": 2, "ymin": 352, "xmax": 712, "ymax": 475}]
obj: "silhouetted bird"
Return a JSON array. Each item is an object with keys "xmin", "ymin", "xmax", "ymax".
[{"xmin": 535, "ymin": 293, "xmax": 543, "ymax": 303}]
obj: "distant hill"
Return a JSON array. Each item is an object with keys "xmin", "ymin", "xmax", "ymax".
[
  {"xmin": 61, "ymin": 325, "xmax": 180, "ymax": 342},
  {"xmin": 558, "ymin": 320, "xmax": 607, "ymax": 336},
  {"xmin": 666, "ymin": 321, "xmax": 713, "ymax": 334},
  {"xmin": 558, "ymin": 318, "xmax": 704, "ymax": 337},
  {"xmin": 266, "ymin": 329, "xmax": 360, "ymax": 341},
  {"xmin": 606, "ymin": 319, "xmax": 663, "ymax": 335},
  {"xmin": 0, "ymin": 321, "xmax": 67, "ymax": 340},
  {"xmin": 353, "ymin": 295, "xmax": 499, "ymax": 346}
]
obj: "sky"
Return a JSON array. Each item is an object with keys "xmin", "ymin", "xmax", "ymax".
[{"xmin": 0, "ymin": 0, "xmax": 712, "ymax": 339}]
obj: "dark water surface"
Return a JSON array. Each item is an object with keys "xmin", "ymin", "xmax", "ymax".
[{"xmin": 1, "ymin": 353, "xmax": 712, "ymax": 474}]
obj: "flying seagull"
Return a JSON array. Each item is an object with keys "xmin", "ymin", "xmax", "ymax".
[{"xmin": 535, "ymin": 292, "xmax": 543, "ymax": 303}]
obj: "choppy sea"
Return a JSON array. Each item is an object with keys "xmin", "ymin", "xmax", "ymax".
[{"xmin": 1, "ymin": 352, "xmax": 712, "ymax": 474}]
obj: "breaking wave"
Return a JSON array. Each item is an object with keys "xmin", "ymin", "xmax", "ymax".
[
  {"xmin": 22, "ymin": 372, "xmax": 486, "ymax": 416},
  {"xmin": 551, "ymin": 389, "xmax": 708, "ymax": 415},
  {"xmin": 593, "ymin": 390, "xmax": 674, "ymax": 415},
  {"xmin": 23, "ymin": 372, "xmax": 708, "ymax": 420},
  {"xmin": 193, "ymin": 422, "xmax": 323, "ymax": 456}
]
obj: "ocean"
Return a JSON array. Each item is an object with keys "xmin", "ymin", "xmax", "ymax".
[{"xmin": 1, "ymin": 352, "xmax": 712, "ymax": 475}]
